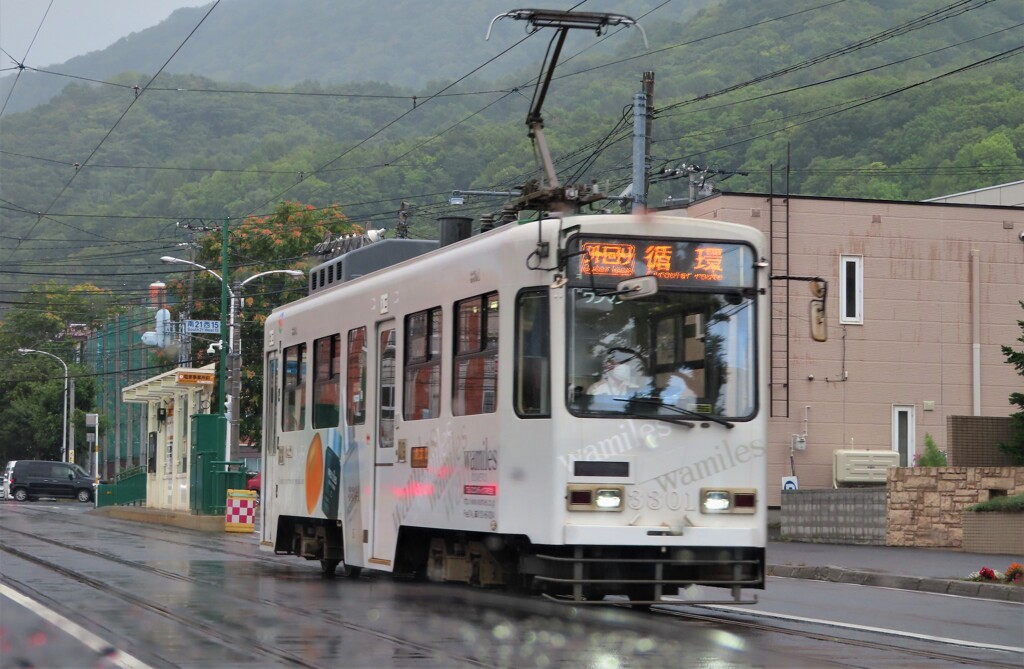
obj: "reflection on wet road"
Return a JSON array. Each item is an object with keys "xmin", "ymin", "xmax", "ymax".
[{"xmin": 1, "ymin": 503, "xmax": 1019, "ymax": 669}]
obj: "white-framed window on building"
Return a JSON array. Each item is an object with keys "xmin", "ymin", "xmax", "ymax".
[
  {"xmin": 839, "ymin": 254, "xmax": 863, "ymax": 324},
  {"xmin": 892, "ymin": 405, "xmax": 916, "ymax": 467}
]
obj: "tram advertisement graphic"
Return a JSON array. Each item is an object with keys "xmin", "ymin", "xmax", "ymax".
[
  {"xmin": 322, "ymin": 428, "xmax": 342, "ymax": 519},
  {"xmin": 305, "ymin": 433, "xmax": 324, "ymax": 514}
]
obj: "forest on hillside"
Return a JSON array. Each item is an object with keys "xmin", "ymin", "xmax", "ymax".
[{"xmin": 1, "ymin": 0, "xmax": 1021, "ymax": 299}]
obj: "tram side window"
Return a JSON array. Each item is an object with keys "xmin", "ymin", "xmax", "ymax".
[
  {"xmin": 347, "ymin": 327, "xmax": 367, "ymax": 425},
  {"xmin": 282, "ymin": 343, "xmax": 307, "ymax": 431},
  {"xmin": 514, "ymin": 288, "xmax": 550, "ymax": 417},
  {"xmin": 453, "ymin": 292, "xmax": 498, "ymax": 416},
  {"xmin": 404, "ymin": 307, "xmax": 442, "ymax": 420},
  {"xmin": 312, "ymin": 334, "xmax": 341, "ymax": 428}
]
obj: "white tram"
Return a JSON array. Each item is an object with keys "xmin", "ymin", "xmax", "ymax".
[{"xmin": 260, "ymin": 212, "xmax": 768, "ymax": 605}]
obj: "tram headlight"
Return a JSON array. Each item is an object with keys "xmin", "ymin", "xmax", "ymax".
[
  {"xmin": 595, "ymin": 488, "xmax": 622, "ymax": 509},
  {"xmin": 703, "ymin": 490, "xmax": 731, "ymax": 512},
  {"xmin": 700, "ymin": 488, "xmax": 757, "ymax": 514},
  {"xmin": 567, "ymin": 485, "xmax": 624, "ymax": 511}
]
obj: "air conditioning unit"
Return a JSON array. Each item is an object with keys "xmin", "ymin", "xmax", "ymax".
[{"xmin": 833, "ymin": 449, "xmax": 900, "ymax": 487}]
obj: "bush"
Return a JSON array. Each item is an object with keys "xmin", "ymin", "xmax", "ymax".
[
  {"xmin": 966, "ymin": 492, "xmax": 1024, "ymax": 513},
  {"xmin": 916, "ymin": 433, "xmax": 947, "ymax": 467}
]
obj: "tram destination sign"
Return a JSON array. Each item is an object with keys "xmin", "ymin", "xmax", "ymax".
[
  {"xmin": 184, "ymin": 319, "xmax": 222, "ymax": 334},
  {"xmin": 569, "ymin": 237, "xmax": 755, "ymax": 288}
]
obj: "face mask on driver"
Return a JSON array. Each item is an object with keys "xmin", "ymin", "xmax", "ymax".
[{"xmin": 609, "ymin": 363, "xmax": 632, "ymax": 382}]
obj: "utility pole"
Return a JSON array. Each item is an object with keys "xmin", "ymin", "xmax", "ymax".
[
  {"xmin": 221, "ymin": 218, "xmax": 230, "ymax": 462},
  {"xmin": 229, "ymin": 279, "xmax": 242, "ymax": 463},
  {"xmin": 631, "ymin": 71, "xmax": 654, "ymax": 213},
  {"xmin": 114, "ymin": 312, "xmax": 121, "ymax": 469},
  {"xmin": 643, "ymin": 71, "xmax": 654, "ymax": 206},
  {"xmin": 631, "ymin": 91, "xmax": 646, "ymax": 212},
  {"xmin": 69, "ymin": 377, "xmax": 76, "ymax": 465}
]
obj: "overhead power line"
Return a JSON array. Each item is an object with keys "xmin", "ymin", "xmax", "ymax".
[{"xmin": 3, "ymin": 0, "xmax": 224, "ymax": 262}]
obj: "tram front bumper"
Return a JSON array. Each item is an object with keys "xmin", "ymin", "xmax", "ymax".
[{"xmin": 563, "ymin": 523, "xmax": 763, "ymax": 546}]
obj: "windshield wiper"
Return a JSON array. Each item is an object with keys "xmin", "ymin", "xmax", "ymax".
[
  {"xmin": 616, "ymin": 397, "xmax": 735, "ymax": 429},
  {"xmin": 645, "ymin": 414, "xmax": 695, "ymax": 428}
]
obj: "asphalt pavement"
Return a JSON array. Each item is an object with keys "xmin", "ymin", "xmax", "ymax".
[
  {"xmin": 89, "ymin": 505, "xmax": 1023, "ymax": 602},
  {"xmin": 767, "ymin": 541, "xmax": 1024, "ymax": 602}
]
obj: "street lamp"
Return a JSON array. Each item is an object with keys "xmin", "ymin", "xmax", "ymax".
[
  {"xmin": 161, "ymin": 256, "xmax": 303, "ymax": 461},
  {"xmin": 161, "ymin": 256, "xmax": 229, "ymax": 438},
  {"xmin": 229, "ymin": 270, "xmax": 304, "ymax": 457},
  {"xmin": 18, "ymin": 348, "xmax": 69, "ymax": 463}
]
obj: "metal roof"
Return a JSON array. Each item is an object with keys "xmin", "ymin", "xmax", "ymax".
[{"xmin": 121, "ymin": 364, "xmax": 216, "ymax": 404}]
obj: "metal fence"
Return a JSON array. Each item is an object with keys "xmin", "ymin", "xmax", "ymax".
[{"xmin": 95, "ymin": 465, "xmax": 147, "ymax": 507}]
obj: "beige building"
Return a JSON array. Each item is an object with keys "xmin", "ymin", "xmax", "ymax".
[{"xmin": 684, "ymin": 193, "xmax": 1024, "ymax": 505}]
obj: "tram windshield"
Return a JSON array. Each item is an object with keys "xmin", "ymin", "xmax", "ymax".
[{"xmin": 566, "ymin": 286, "xmax": 756, "ymax": 421}]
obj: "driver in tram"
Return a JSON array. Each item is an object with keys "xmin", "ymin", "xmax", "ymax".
[{"xmin": 588, "ymin": 348, "xmax": 647, "ymax": 397}]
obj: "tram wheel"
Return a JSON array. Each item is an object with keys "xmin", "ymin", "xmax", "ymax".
[{"xmin": 321, "ymin": 558, "xmax": 340, "ymax": 578}]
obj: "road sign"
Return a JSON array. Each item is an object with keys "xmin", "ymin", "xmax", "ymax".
[
  {"xmin": 782, "ymin": 476, "xmax": 799, "ymax": 491},
  {"xmin": 184, "ymin": 319, "xmax": 221, "ymax": 334}
]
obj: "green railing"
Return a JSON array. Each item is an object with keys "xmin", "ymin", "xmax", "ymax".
[{"xmin": 95, "ymin": 465, "xmax": 148, "ymax": 508}]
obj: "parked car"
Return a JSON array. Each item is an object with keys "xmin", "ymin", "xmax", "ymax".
[
  {"xmin": 246, "ymin": 471, "xmax": 261, "ymax": 502},
  {"xmin": 7, "ymin": 460, "xmax": 96, "ymax": 503}
]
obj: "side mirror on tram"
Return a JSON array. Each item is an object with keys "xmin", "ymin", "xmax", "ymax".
[{"xmin": 606, "ymin": 275, "xmax": 658, "ymax": 301}]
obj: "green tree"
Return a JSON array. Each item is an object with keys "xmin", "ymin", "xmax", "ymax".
[
  {"xmin": 0, "ymin": 281, "xmax": 117, "ymax": 463},
  {"xmin": 166, "ymin": 201, "xmax": 359, "ymax": 449},
  {"xmin": 998, "ymin": 301, "xmax": 1024, "ymax": 465}
]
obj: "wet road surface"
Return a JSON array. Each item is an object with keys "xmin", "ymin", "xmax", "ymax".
[{"xmin": 1, "ymin": 501, "xmax": 1020, "ymax": 669}]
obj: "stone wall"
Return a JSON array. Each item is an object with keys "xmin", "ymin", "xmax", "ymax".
[
  {"xmin": 886, "ymin": 467, "xmax": 1024, "ymax": 548},
  {"xmin": 947, "ymin": 416, "xmax": 1016, "ymax": 467},
  {"xmin": 780, "ymin": 488, "xmax": 888, "ymax": 545}
]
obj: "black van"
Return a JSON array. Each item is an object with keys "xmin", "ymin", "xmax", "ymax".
[{"xmin": 7, "ymin": 460, "xmax": 95, "ymax": 503}]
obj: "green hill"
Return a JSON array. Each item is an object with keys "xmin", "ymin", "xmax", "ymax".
[{"xmin": 1, "ymin": 0, "xmax": 1021, "ymax": 303}]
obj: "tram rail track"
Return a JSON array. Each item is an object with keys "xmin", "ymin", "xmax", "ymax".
[
  {"xmin": 0, "ymin": 522, "xmax": 501, "ymax": 669},
  {"xmin": 3, "ymin": 505, "xmax": 1019, "ymax": 669},
  {"xmin": 652, "ymin": 604, "xmax": 1023, "ymax": 669}
]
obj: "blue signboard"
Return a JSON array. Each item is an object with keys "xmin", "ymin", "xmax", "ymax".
[{"xmin": 184, "ymin": 320, "xmax": 222, "ymax": 334}]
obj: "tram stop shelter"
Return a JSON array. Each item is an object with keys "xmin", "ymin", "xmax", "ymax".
[{"xmin": 121, "ymin": 364, "xmax": 216, "ymax": 512}]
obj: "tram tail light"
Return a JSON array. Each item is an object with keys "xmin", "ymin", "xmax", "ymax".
[
  {"xmin": 567, "ymin": 485, "xmax": 624, "ymax": 511},
  {"xmin": 700, "ymin": 488, "xmax": 757, "ymax": 514},
  {"xmin": 734, "ymin": 492, "xmax": 756, "ymax": 509},
  {"xmin": 570, "ymin": 490, "xmax": 593, "ymax": 505}
]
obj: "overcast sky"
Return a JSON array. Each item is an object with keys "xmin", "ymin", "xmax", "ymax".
[{"xmin": 0, "ymin": 0, "xmax": 208, "ymax": 68}]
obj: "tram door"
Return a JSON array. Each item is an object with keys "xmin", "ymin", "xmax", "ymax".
[
  {"xmin": 262, "ymin": 350, "xmax": 279, "ymax": 548},
  {"xmin": 371, "ymin": 321, "xmax": 397, "ymax": 563}
]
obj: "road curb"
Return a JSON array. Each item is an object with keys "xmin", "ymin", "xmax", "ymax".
[
  {"xmin": 767, "ymin": 564, "xmax": 1024, "ymax": 603},
  {"xmin": 91, "ymin": 505, "xmax": 226, "ymax": 532}
]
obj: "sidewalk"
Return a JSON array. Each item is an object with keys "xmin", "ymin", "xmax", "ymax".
[{"xmin": 767, "ymin": 541, "xmax": 1024, "ymax": 602}]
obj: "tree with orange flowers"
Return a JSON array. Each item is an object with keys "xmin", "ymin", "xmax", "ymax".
[{"xmin": 165, "ymin": 201, "xmax": 360, "ymax": 448}]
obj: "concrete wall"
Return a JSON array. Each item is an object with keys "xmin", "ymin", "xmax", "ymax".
[
  {"xmin": 779, "ymin": 467, "xmax": 1024, "ymax": 548},
  {"xmin": 687, "ymin": 194, "xmax": 1024, "ymax": 504},
  {"xmin": 887, "ymin": 466, "xmax": 1024, "ymax": 548},
  {"xmin": 948, "ymin": 415, "xmax": 1017, "ymax": 466},
  {"xmin": 780, "ymin": 488, "xmax": 888, "ymax": 545}
]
